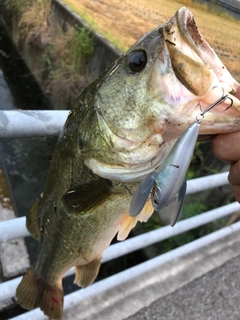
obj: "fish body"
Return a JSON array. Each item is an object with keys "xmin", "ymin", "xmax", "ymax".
[{"xmin": 16, "ymin": 7, "xmax": 240, "ymax": 319}]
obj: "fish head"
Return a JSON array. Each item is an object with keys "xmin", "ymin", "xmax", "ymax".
[
  {"xmin": 87, "ymin": 7, "xmax": 240, "ymax": 181},
  {"xmin": 156, "ymin": 6, "xmax": 240, "ymax": 140},
  {"xmin": 97, "ymin": 7, "xmax": 240, "ymax": 139}
]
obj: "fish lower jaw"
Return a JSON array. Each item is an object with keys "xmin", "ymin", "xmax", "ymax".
[{"xmin": 84, "ymin": 145, "xmax": 174, "ymax": 183}]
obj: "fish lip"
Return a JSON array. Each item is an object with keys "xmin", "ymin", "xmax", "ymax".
[
  {"xmin": 166, "ymin": 7, "xmax": 205, "ymax": 61},
  {"xmin": 162, "ymin": 7, "xmax": 216, "ymax": 96},
  {"xmin": 164, "ymin": 7, "xmax": 240, "ymax": 115},
  {"xmin": 175, "ymin": 7, "xmax": 203, "ymax": 53}
]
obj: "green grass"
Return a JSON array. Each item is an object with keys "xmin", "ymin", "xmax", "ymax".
[
  {"xmin": 67, "ymin": 26, "xmax": 94, "ymax": 72},
  {"xmin": 65, "ymin": 5, "xmax": 127, "ymax": 52}
]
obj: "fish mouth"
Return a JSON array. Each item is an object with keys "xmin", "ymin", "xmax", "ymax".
[{"xmin": 162, "ymin": 7, "xmax": 240, "ymax": 130}]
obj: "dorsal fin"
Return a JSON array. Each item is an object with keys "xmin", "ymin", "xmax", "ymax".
[{"xmin": 26, "ymin": 198, "xmax": 41, "ymax": 241}]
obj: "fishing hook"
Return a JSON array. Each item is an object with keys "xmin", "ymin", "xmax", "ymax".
[{"xmin": 196, "ymin": 86, "xmax": 233, "ymax": 123}]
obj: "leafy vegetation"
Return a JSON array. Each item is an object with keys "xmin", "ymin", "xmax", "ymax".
[{"xmin": 67, "ymin": 26, "xmax": 94, "ymax": 72}]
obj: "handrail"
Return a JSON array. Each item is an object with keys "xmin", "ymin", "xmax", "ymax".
[
  {"xmin": 9, "ymin": 220, "xmax": 240, "ymax": 320},
  {"xmin": 0, "ymin": 172, "xmax": 230, "ymax": 243},
  {"xmin": 0, "ymin": 110, "xmax": 237, "ymax": 319},
  {"xmin": 0, "ymin": 200, "xmax": 239, "ymax": 302},
  {"xmin": 0, "ymin": 110, "xmax": 68, "ymax": 138},
  {"xmin": 186, "ymin": 171, "xmax": 229, "ymax": 194}
]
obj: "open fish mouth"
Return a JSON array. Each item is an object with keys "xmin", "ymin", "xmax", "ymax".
[{"xmin": 162, "ymin": 7, "xmax": 240, "ymax": 126}]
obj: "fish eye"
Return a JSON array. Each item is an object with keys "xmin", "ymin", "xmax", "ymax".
[{"xmin": 127, "ymin": 50, "xmax": 147, "ymax": 73}]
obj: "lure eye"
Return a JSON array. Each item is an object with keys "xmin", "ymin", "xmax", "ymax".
[
  {"xmin": 127, "ymin": 50, "xmax": 147, "ymax": 73},
  {"xmin": 152, "ymin": 185, "xmax": 161, "ymax": 209},
  {"xmin": 153, "ymin": 197, "xmax": 159, "ymax": 207}
]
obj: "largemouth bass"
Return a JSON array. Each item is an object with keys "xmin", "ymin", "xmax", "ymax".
[{"xmin": 16, "ymin": 7, "xmax": 240, "ymax": 319}]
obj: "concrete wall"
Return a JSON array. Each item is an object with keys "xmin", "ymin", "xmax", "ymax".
[{"xmin": 51, "ymin": 0, "xmax": 122, "ymax": 81}]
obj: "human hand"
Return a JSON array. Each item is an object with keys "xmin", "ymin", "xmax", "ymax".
[{"xmin": 211, "ymin": 87, "xmax": 240, "ymax": 203}]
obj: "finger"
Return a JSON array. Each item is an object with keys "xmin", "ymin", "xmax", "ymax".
[
  {"xmin": 212, "ymin": 132, "xmax": 240, "ymax": 163},
  {"xmin": 228, "ymin": 160, "xmax": 240, "ymax": 185},
  {"xmin": 232, "ymin": 184, "xmax": 240, "ymax": 204}
]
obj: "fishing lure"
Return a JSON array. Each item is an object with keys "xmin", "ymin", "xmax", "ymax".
[{"xmin": 130, "ymin": 92, "xmax": 232, "ymax": 226}]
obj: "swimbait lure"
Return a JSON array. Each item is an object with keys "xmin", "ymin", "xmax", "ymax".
[{"xmin": 130, "ymin": 92, "xmax": 232, "ymax": 226}]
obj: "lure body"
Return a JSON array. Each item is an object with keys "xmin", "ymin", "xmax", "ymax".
[
  {"xmin": 152, "ymin": 121, "xmax": 200, "ymax": 225},
  {"xmin": 130, "ymin": 121, "xmax": 200, "ymax": 226}
]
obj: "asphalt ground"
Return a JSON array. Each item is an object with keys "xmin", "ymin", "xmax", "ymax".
[{"xmin": 127, "ymin": 254, "xmax": 240, "ymax": 320}]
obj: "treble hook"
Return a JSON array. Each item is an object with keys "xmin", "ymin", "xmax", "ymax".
[
  {"xmin": 196, "ymin": 87, "xmax": 233, "ymax": 123},
  {"xmin": 223, "ymin": 96, "xmax": 233, "ymax": 111}
]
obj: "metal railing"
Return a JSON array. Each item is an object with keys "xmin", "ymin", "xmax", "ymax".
[{"xmin": 0, "ymin": 110, "xmax": 239, "ymax": 319}]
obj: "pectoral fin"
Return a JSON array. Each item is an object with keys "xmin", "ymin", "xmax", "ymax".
[
  {"xmin": 62, "ymin": 180, "xmax": 112, "ymax": 213},
  {"xmin": 171, "ymin": 181, "xmax": 187, "ymax": 227},
  {"xmin": 130, "ymin": 172, "xmax": 157, "ymax": 217},
  {"xmin": 118, "ymin": 198, "xmax": 154, "ymax": 241},
  {"xmin": 117, "ymin": 215, "xmax": 138, "ymax": 241},
  {"xmin": 138, "ymin": 198, "xmax": 155, "ymax": 222}
]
